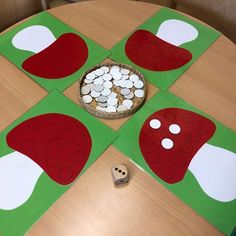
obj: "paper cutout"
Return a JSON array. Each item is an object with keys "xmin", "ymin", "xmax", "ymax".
[
  {"xmin": 189, "ymin": 143, "xmax": 236, "ymax": 202},
  {"xmin": 139, "ymin": 108, "xmax": 216, "ymax": 183},
  {"xmin": 125, "ymin": 30, "xmax": 192, "ymax": 71},
  {"xmin": 0, "ymin": 91, "xmax": 117, "ymax": 235},
  {"xmin": 0, "ymin": 152, "xmax": 43, "ymax": 210},
  {"xmin": 156, "ymin": 19, "xmax": 198, "ymax": 46},
  {"xmin": 12, "ymin": 25, "xmax": 56, "ymax": 53},
  {"xmin": 140, "ymin": 108, "xmax": 236, "ymax": 202},
  {"xmin": 110, "ymin": 8, "xmax": 221, "ymax": 90},
  {"xmin": 22, "ymin": 32, "xmax": 88, "ymax": 79},
  {"xmin": 0, "ymin": 113, "xmax": 91, "ymax": 210},
  {"xmin": 6, "ymin": 113, "xmax": 92, "ymax": 185},
  {"xmin": 113, "ymin": 91, "xmax": 236, "ymax": 235}
]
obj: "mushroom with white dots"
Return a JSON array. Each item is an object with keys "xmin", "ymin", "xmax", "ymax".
[{"xmin": 139, "ymin": 108, "xmax": 236, "ymax": 202}]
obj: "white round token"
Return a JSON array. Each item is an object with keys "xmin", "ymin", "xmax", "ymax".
[
  {"xmin": 86, "ymin": 72, "xmax": 96, "ymax": 80},
  {"xmin": 103, "ymin": 81, "xmax": 113, "ymax": 89},
  {"xmin": 81, "ymin": 85, "xmax": 91, "ymax": 95},
  {"xmin": 161, "ymin": 138, "xmax": 174, "ymax": 149},
  {"xmin": 123, "ymin": 99, "xmax": 133, "ymax": 108},
  {"xmin": 124, "ymin": 80, "xmax": 133, "ymax": 89},
  {"xmin": 117, "ymin": 105, "xmax": 128, "ymax": 112},
  {"xmin": 112, "ymin": 71, "xmax": 122, "ymax": 80},
  {"xmin": 134, "ymin": 80, "xmax": 144, "ymax": 89},
  {"xmin": 120, "ymin": 68, "xmax": 130, "ymax": 75},
  {"xmin": 87, "ymin": 83, "xmax": 95, "ymax": 90},
  {"xmin": 129, "ymin": 74, "xmax": 139, "ymax": 82},
  {"xmin": 124, "ymin": 92, "xmax": 134, "ymax": 99},
  {"xmin": 106, "ymin": 106, "xmax": 116, "ymax": 112},
  {"xmin": 82, "ymin": 95, "xmax": 92, "ymax": 104},
  {"xmin": 111, "ymin": 66, "xmax": 120, "ymax": 71},
  {"xmin": 113, "ymin": 80, "xmax": 120, "ymax": 86},
  {"xmin": 109, "ymin": 92, "xmax": 117, "ymax": 98},
  {"xmin": 169, "ymin": 124, "xmax": 181, "ymax": 134},
  {"xmin": 120, "ymin": 88, "xmax": 130, "ymax": 96},
  {"xmin": 122, "ymin": 75, "xmax": 129, "ymax": 80},
  {"xmin": 149, "ymin": 119, "xmax": 161, "ymax": 129},
  {"xmin": 94, "ymin": 68, "xmax": 104, "ymax": 76},
  {"xmin": 100, "ymin": 66, "xmax": 109, "ymax": 74},
  {"xmin": 94, "ymin": 78, "xmax": 103, "ymax": 85},
  {"xmin": 102, "ymin": 73, "xmax": 112, "ymax": 81},
  {"xmin": 98, "ymin": 95, "xmax": 108, "ymax": 103},
  {"xmin": 91, "ymin": 90, "xmax": 100, "ymax": 98},
  {"xmin": 84, "ymin": 78, "xmax": 93, "ymax": 84},
  {"xmin": 94, "ymin": 84, "xmax": 104, "ymax": 92},
  {"xmin": 134, "ymin": 89, "xmax": 144, "ymax": 98},
  {"xmin": 101, "ymin": 88, "xmax": 111, "ymax": 96},
  {"xmin": 107, "ymin": 97, "xmax": 118, "ymax": 106},
  {"xmin": 119, "ymin": 80, "xmax": 126, "ymax": 88}
]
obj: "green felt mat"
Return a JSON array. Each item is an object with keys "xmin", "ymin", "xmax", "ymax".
[
  {"xmin": 110, "ymin": 7, "xmax": 221, "ymax": 90},
  {"xmin": 0, "ymin": 12, "xmax": 110, "ymax": 92},
  {"xmin": 113, "ymin": 91, "xmax": 236, "ymax": 236},
  {"xmin": 0, "ymin": 91, "xmax": 117, "ymax": 236}
]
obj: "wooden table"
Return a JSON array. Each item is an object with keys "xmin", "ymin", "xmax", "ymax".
[{"xmin": 1, "ymin": 0, "xmax": 236, "ymax": 235}]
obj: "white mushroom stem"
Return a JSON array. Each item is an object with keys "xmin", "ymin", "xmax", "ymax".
[
  {"xmin": 0, "ymin": 151, "xmax": 43, "ymax": 210},
  {"xmin": 188, "ymin": 143, "xmax": 236, "ymax": 202},
  {"xmin": 156, "ymin": 19, "xmax": 198, "ymax": 46},
  {"xmin": 12, "ymin": 25, "xmax": 56, "ymax": 53}
]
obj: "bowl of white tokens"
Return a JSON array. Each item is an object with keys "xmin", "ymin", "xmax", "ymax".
[{"xmin": 78, "ymin": 63, "xmax": 147, "ymax": 119}]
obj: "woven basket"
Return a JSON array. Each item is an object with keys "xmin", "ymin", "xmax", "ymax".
[{"xmin": 78, "ymin": 62, "xmax": 147, "ymax": 119}]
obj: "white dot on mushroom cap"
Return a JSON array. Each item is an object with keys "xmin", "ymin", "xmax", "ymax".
[
  {"xmin": 149, "ymin": 119, "xmax": 161, "ymax": 129},
  {"xmin": 161, "ymin": 138, "xmax": 174, "ymax": 149},
  {"xmin": 169, "ymin": 124, "xmax": 181, "ymax": 134}
]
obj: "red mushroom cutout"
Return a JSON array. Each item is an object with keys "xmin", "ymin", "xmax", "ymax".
[
  {"xmin": 12, "ymin": 25, "xmax": 88, "ymax": 79},
  {"xmin": 139, "ymin": 108, "xmax": 236, "ymax": 202},
  {"xmin": 0, "ymin": 113, "xmax": 91, "ymax": 210},
  {"xmin": 125, "ymin": 20, "xmax": 199, "ymax": 71}
]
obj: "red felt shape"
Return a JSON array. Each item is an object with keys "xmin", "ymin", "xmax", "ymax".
[
  {"xmin": 139, "ymin": 108, "xmax": 215, "ymax": 184},
  {"xmin": 6, "ymin": 113, "xmax": 92, "ymax": 185},
  {"xmin": 125, "ymin": 30, "xmax": 192, "ymax": 71},
  {"xmin": 22, "ymin": 33, "xmax": 88, "ymax": 79}
]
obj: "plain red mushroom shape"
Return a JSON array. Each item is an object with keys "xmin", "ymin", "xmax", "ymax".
[
  {"xmin": 0, "ymin": 113, "xmax": 92, "ymax": 210},
  {"xmin": 125, "ymin": 29, "xmax": 192, "ymax": 71},
  {"xmin": 22, "ymin": 33, "xmax": 89, "ymax": 79},
  {"xmin": 139, "ymin": 108, "xmax": 236, "ymax": 202},
  {"xmin": 6, "ymin": 113, "xmax": 92, "ymax": 185}
]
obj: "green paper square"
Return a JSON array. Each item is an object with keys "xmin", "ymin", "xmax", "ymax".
[
  {"xmin": 113, "ymin": 91, "xmax": 236, "ymax": 236},
  {"xmin": 110, "ymin": 7, "xmax": 221, "ymax": 90},
  {"xmin": 0, "ymin": 12, "xmax": 110, "ymax": 92},
  {"xmin": 0, "ymin": 91, "xmax": 117, "ymax": 236}
]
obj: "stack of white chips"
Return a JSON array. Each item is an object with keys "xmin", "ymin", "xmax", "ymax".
[{"xmin": 81, "ymin": 65, "xmax": 145, "ymax": 113}]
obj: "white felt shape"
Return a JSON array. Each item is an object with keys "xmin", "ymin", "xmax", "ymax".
[
  {"xmin": 0, "ymin": 151, "xmax": 43, "ymax": 210},
  {"xmin": 12, "ymin": 25, "xmax": 56, "ymax": 53},
  {"xmin": 189, "ymin": 143, "xmax": 236, "ymax": 202},
  {"xmin": 156, "ymin": 19, "xmax": 198, "ymax": 46}
]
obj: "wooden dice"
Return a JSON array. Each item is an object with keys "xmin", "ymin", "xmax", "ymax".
[{"xmin": 111, "ymin": 164, "xmax": 129, "ymax": 185}]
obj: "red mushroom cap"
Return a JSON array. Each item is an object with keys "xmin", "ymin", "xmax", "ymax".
[
  {"xmin": 6, "ymin": 113, "xmax": 92, "ymax": 185},
  {"xmin": 139, "ymin": 108, "xmax": 216, "ymax": 184},
  {"xmin": 125, "ymin": 29, "xmax": 192, "ymax": 71},
  {"xmin": 22, "ymin": 33, "xmax": 88, "ymax": 79}
]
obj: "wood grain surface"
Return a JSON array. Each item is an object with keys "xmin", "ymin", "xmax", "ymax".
[{"xmin": 1, "ymin": 0, "xmax": 235, "ymax": 235}]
